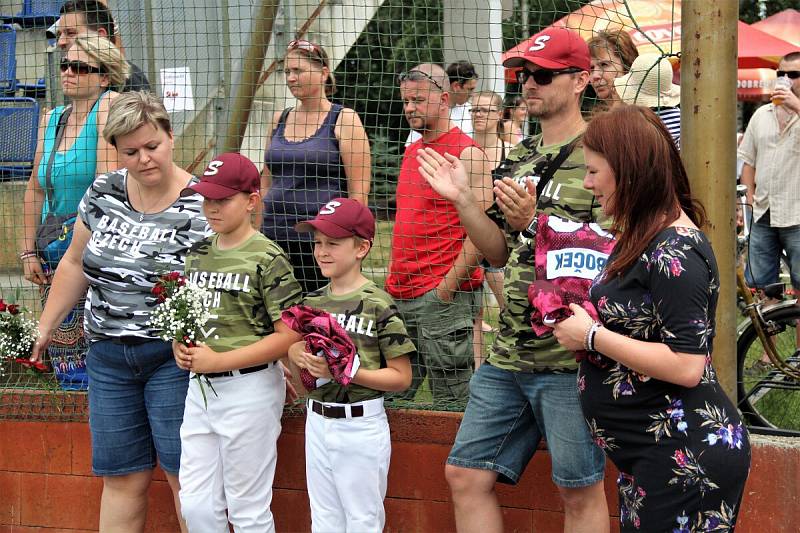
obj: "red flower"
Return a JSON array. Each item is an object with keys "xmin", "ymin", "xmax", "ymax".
[
  {"xmin": 672, "ymin": 449, "xmax": 688, "ymax": 467},
  {"xmin": 165, "ymin": 271, "xmax": 182, "ymax": 282},
  {"xmin": 7, "ymin": 304, "xmax": 19, "ymax": 315},
  {"xmin": 0, "ymin": 301, "xmax": 6, "ymax": 312},
  {"xmin": 152, "ymin": 285, "xmax": 165, "ymax": 296}
]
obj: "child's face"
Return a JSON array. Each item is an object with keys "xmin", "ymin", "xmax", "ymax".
[
  {"xmin": 313, "ymin": 231, "xmax": 369, "ymax": 279},
  {"xmin": 202, "ymin": 192, "xmax": 257, "ymax": 235}
]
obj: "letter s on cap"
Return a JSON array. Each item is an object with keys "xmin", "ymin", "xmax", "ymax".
[
  {"xmin": 529, "ymin": 35, "xmax": 551, "ymax": 52},
  {"xmin": 319, "ymin": 200, "xmax": 342, "ymax": 215},
  {"xmin": 205, "ymin": 161, "xmax": 224, "ymax": 176}
]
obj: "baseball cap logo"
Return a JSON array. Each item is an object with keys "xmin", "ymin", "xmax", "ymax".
[
  {"xmin": 319, "ymin": 200, "xmax": 342, "ymax": 215},
  {"xmin": 528, "ymin": 35, "xmax": 551, "ymax": 52},
  {"xmin": 204, "ymin": 160, "xmax": 224, "ymax": 176}
]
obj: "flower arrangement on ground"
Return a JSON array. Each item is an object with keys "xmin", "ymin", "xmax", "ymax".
[{"xmin": 147, "ymin": 272, "xmax": 215, "ymax": 406}]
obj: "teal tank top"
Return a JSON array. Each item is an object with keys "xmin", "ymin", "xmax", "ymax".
[{"xmin": 37, "ymin": 94, "xmax": 107, "ymax": 221}]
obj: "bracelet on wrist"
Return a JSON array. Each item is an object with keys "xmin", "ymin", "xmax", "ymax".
[
  {"xmin": 18, "ymin": 251, "xmax": 38, "ymax": 260},
  {"xmin": 587, "ymin": 322, "xmax": 602, "ymax": 352}
]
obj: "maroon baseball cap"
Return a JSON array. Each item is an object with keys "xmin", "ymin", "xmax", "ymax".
[
  {"xmin": 295, "ymin": 198, "xmax": 375, "ymax": 241},
  {"xmin": 181, "ymin": 152, "xmax": 260, "ymax": 200},
  {"xmin": 503, "ymin": 27, "xmax": 590, "ymax": 71}
]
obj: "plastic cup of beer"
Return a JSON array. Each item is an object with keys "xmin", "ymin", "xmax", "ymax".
[{"xmin": 771, "ymin": 76, "xmax": 792, "ymax": 106}]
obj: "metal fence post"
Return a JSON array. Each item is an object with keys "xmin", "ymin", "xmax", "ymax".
[{"xmin": 681, "ymin": 1, "xmax": 739, "ymax": 398}]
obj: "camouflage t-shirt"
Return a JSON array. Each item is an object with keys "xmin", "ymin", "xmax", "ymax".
[
  {"xmin": 303, "ymin": 280, "xmax": 416, "ymax": 403},
  {"xmin": 79, "ymin": 169, "xmax": 211, "ymax": 341},
  {"xmin": 488, "ymin": 133, "xmax": 606, "ymax": 372},
  {"xmin": 183, "ymin": 232, "xmax": 303, "ymax": 353}
]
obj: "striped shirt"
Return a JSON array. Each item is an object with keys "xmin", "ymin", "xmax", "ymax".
[{"xmin": 655, "ymin": 106, "xmax": 681, "ymax": 150}]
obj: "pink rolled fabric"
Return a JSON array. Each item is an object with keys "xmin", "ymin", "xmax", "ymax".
[
  {"xmin": 526, "ymin": 212, "xmax": 616, "ymax": 362},
  {"xmin": 282, "ymin": 304, "xmax": 358, "ymax": 391}
]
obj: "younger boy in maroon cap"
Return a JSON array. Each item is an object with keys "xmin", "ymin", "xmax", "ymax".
[
  {"xmin": 174, "ymin": 152, "xmax": 303, "ymax": 532},
  {"xmin": 288, "ymin": 198, "xmax": 416, "ymax": 532}
]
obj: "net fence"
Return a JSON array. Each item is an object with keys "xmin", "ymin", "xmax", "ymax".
[{"xmin": 0, "ymin": 0, "xmax": 736, "ymax": 419}]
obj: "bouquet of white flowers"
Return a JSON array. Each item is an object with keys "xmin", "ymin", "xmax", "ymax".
[
  {"xmin": 0, "ymin": 298, "xmax": 43, "ymax": 377},
  {"xmin": 147, "ymin": 272, "xmax": 216, "ymax": 406}
]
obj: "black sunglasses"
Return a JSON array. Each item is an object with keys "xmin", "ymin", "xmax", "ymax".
[
  {"xmin": 516, "ymin": 67, "xmax": 582, "ymax": 86},
  {"xmin": 398, "ymin": 70, "xmax": 444, "ymax": 91},
  {"xmin": 776, "ymin": 70, "xmax": 800, "ymax": 80},
  {"xmin": 60, "ymin": 59, "xmax": 105, "ymax": 75}
]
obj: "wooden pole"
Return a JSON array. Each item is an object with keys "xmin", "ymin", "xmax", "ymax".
[
  {"xmin": 681, "ymin": 1, "xmax": 739, "ymax": 397},
  {"xmin": 222, "ymin": 0, "xmax": 279, "ymax": 153}
]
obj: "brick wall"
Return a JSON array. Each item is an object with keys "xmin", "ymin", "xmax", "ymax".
[{"xmin": 1, "ymin": 409, "xmax": 798, "ymax": 532}]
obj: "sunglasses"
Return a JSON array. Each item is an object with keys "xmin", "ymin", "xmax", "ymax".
[
  {"xmin": 516, "ymin": 67, "xmax": 582, "ymax": 86},
  {"xmin": 398, "ymin": 70, "xmax": 444, "ymax": 91},
  {"xmin": 60, "ymin": 59, "xmax": 105, "ymax": 75},
  {"xmin": 287, "ymin": 39, "xmax": 324, "ymax": 57},
  {"xmin": 776, "ymin": 70, "xmax": 800, "ymax": 80}
]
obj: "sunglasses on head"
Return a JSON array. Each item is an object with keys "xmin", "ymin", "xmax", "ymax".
[
  {"xmin": 398, "ymin": 70, "xmax": 444, "ymax": 91},
  {"xmin": 516, "ymin": 67, "xmax": 582, "ymax": 86},
  {"xmin": 60, "ymin": 58, "xmax": 105, "ymax": 75},
  {"xmin": 776, "ymin": 70, "xmax": 800, "ymax": 80},
  {"xmin": 287, "ymin": 39, "xmax": 324, "ymax": 57}
]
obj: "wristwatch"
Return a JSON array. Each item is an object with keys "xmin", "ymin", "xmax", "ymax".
[{"xmin": 521, "ymin": 216, "xmax": 538, "ymax": 239}]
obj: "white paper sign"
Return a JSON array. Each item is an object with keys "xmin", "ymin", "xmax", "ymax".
[{"xmin": 160, "ymin": 67, "xmax": 195, "ymax": 112}]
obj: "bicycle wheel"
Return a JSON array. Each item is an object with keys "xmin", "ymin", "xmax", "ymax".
[{"xmin": 737, "ymin": 304, "xmax": 800, "ymax": 433}]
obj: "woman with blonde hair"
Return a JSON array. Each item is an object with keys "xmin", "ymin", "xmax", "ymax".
[
  {"xmin": 20, "ymin": 34, "xmax": 128, "ymax": 389},
  {"xmin": 469, "ymin": 90, "xmax": 510, "ymax": 366},
  {"xmin": 261, "ymin": 39, "xmax": 371, "ymax": 293},
  {"xmin": 31, "ymin": 91, "xmax": 210, "ymax": 533}
]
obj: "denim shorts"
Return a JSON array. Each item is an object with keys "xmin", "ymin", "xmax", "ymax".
[
  {"xmin": 447, "ymin": 363, "xmax": 605, "ymax": 488},
  {"xmin": 87, "ymin": 339, "xmax": 189, "ymax": 476}
]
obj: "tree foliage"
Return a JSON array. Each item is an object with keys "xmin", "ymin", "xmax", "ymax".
[{"xmin": 330, "ymin": 0, "xmax": 590, "ymax": 210}]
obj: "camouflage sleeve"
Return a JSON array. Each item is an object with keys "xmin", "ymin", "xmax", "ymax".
[
  {"xmin": 258, "ymin": 252, "xmax": 303, "ymax": 323},
  {"xmin": 376, "ymin": 302, "xmax": 416, "ymax": 360}
]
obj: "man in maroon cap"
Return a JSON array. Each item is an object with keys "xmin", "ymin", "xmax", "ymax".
[{"xmin": 439, "ymin": 27, "xmax": 610, "ymax": 532}]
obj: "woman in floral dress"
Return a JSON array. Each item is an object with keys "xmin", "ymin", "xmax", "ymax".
[{"xmin": 553, "ymin": 105, "xmax": 750, "ymax": 532}]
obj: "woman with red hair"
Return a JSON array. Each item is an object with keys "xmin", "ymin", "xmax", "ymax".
[{"xmin": 553, "ymin": 105, "xmax": 750, "ymax": 531}]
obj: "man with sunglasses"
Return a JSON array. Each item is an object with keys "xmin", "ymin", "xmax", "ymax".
[
  {"xmin": 739, "ymin": 51, "xmax": 800, "ymax": 309},
  {"xmin": 443, "ymin": 27, "xmax": 610, "ymax": 533},
  {"xmin": 405, "ymin": 61, "xmax": 479, "ymax": 147},
  {"xmin": 51, "ymin": 0, "xmax": 150, "ymax": 93},
  {"xmin": 386, "ymin": 63, "xmax": 492, "ymax": 405}
]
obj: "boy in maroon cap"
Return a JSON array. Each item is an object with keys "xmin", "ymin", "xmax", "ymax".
[
  {"xmin": 288, "ymin": 198, "xmax": 416, "ymax": 532},
  {"xmin": 173, "ymin": 152, "xmax": 303, "ymax": 532}
]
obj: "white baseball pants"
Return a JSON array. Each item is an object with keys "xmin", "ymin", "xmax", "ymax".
[
  {"xmin": 305, "ymin": 397, "xmax": 391, "ymax": 533},
  {"xmin": 179, "ymin": 365, "xmax": 285, "ymax": 533}
]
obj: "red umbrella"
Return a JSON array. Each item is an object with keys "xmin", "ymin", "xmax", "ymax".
[
  {"xmin": 737, "ymin": 21, "xmax": 799, "ymax": 69},
  {"xmin": 739, "ymin": 11, "xmax": 800, "ymax": 101},
  {"xmin": 752, "ymin": 9, "xmax": 800, "ymax": 47}
]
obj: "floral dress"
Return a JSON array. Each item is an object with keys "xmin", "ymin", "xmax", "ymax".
[{"xmin": 582, "ymin": 227, "xmax": 751, "ymax": 532}]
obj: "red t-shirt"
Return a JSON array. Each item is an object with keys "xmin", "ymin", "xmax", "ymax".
[{"xmin": 385, "ymin": 128, "xmax": 484, "ymax": 300}]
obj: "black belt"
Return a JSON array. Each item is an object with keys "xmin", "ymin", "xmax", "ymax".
[
  {"xmin": 205, "ymin": 362, "xmax": 271, "ymax": 379},
  {"xmin": 110, "ymin": 336, "xmax": 153, "ymax": 346},
  {"xmin": 309, "ymin": 399, "xmax": 364, "ymax": 419}
]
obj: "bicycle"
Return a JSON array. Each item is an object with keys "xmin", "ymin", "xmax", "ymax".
[{"xmin": 735, "ymin": 185, "xmax": 800, "ymax": 435}]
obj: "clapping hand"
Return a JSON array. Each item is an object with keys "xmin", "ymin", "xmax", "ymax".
[
  {"xmin": 494, "ymin": 177, "xmax": 537, "ymax": 232},
  {"xmin": 416, "ymin": 148, "xmax": 473, "ymax": 207}
]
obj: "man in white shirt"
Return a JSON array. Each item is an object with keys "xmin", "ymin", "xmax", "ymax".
[
  {"xmin": 738, "ymin": 52, "xmax": 800, "ymax": 298},
  {"xmin": 406, "ymin": 61, "xmax": 478, "ymax": 146}
]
